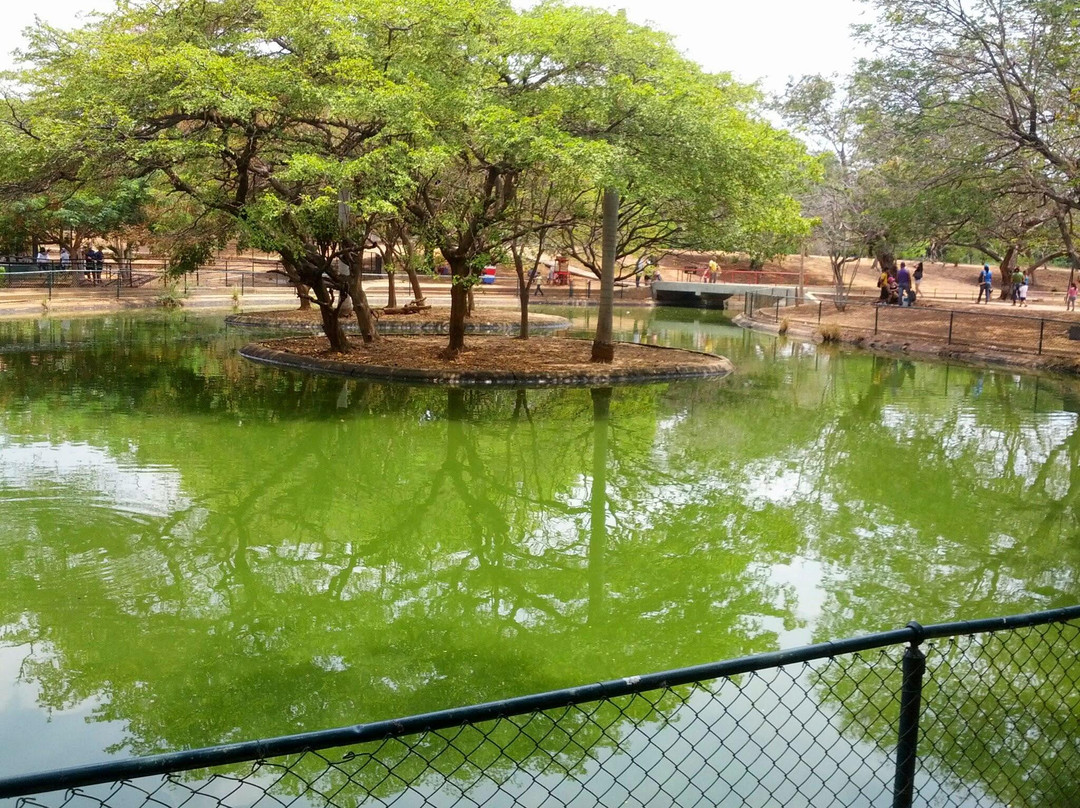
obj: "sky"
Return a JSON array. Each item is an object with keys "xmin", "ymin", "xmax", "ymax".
[{"xmin": 0, "ymin": 0, "xmax": 868, "ymax": 91}]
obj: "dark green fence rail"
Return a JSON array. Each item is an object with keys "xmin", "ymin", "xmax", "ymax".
[
  {"xmin": 745, "ymin": 293, "xmax": 1080, "ymax": 359},
  {"xmin": 2, "ymin": 606, "xmax": 1078, "ymax": 807}
]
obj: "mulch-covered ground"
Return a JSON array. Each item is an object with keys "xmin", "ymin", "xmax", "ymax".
[{"xmin": 243, "ymin": 334, "xmax": 733, "ymax": 386}]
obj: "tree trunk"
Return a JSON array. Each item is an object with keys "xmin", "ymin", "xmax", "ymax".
[
  {"xmin": 591, "ymin": 187, "xmax": 619, "ymax": 363},
  {"xmin": 1025, "ymin": 252, "xmax": 1066, "ymax": 287},
  {"xmin": 404, "ymin": 264, "xmax": 425, "ymax": 303},
  {"xmin": 1055, "ymin": 209, "xmax": 1080, "ymax": 289},
  {"xmin": 311, "ymin": 276, "xmax": 349, "ymax": 352},
  {"xmin": 872, "ymin": 240, "xmax": 896, "ymax": 275},
  {"xmin": 446, "ymin": 257, "xmax": 470, "ymax": 356},
  {"xmin": 999, "ymin": 245, "xmax": 1019, "ymax": 300},
  {"xmin": 349, "ymin": 274, "xmax": 378, "ymax": 343},
  {"xmin": 387, "ymin": 271, "xmax": 397, "ymax": 309},
  {"xmin": 512, "ymin": 246, "xmax": 530, "ymax": 340},
  {"xmin": 467, "ymin": 285, "xmax": 475, "ymax": 316},
  {"xmin": 318, "ymin": 302, "xmax": 349, "ymax": 352},
  {"xmin": 297, "ymin": 284, "xmax": 311, "ymax": 310}
]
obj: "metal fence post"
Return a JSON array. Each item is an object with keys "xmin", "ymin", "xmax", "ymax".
[
  {"xmin": 892, "ymin": 622, "xmax": 927, "ymax": 808},
  {"xmin": 874, "ymin": 306, "xmax": 879, "ymax": 335},
  {"xmin": 775, "ymin": 298, "xmax": 780, "ymax": 322},
  {"xmin": 818, "ymin": 301, "xmax": 822, "ymax": 324},
  {"xmin": 1038, "ymin": 319, "xmax": 1045, "ymax": 355},
  {"xmin": 947, "ymin": 311, "xmax": 954, "ymax": 345}
]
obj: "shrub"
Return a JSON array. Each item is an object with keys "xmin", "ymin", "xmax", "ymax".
[
  {"xmin": 156, "ymin": 282, "xmax": 188, "ymax": 309},
  {"xmin": 819, "ymin": 324, "xmax": 842, "ymax": 343}
]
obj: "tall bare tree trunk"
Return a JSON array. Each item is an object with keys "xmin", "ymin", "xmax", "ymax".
[
  {"xmin": 512, "ymin": 244, "xmax": 530, "ymax": 339},
  {"xmin": 591, "ymin": 188, "xmax": 619, "ymax": 363}
]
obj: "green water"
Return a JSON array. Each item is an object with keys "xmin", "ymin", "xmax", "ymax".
[{"xmin": 0, "ymin": 309, "xmax": 1077, "ymax": 799}]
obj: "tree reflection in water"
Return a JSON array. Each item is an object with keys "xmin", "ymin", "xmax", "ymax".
[{"xmin": 0, "ymin": 313, "xmax": 1078, "ymax": 802}]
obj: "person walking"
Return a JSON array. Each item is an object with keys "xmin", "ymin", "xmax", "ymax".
[
  {"xmin": 977, "ymin": 264, "xmax": 994, "ymax": 303},
  {"xmin": 1011, "ymin": 267, "xmax": 1024, "ymax": 305},
  {"xmin": 82, "ymin": 245, "xmax": 94, "ymax": 284},
  {"xmin": 1017, "ymin": 277, "xmax": 1029, "ymax": 307},
  {"xmin": 528, "ymin": 266, "xmax": 544, "ymax": 297},
  {"xmin": 897, "ymin": 262, "xmax": 911, "ymax": 303},
  {"xmin": 707, "ymin": 258, "xmax": 719, "ymax": 283},
  {"xmin": 92, "ymin": 246, "xmax": 105, "ymax": 284},
  {"xmin": 35, "ymin": 248, "xmax": 50, "ymax": 286},
  {"xmin": 913, "ymin": 262, "xmax": 924, "ymax": 295},
  {"xmin": 1066, "ymin": 282, "xmax": 1077, "ymax": 311}
]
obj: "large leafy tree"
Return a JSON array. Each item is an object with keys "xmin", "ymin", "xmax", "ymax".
[
  {"xmin": 5, "ymin": 0, "xmax": 433, "ymax": 349},
  {"xmin": 5, "ymin": 0, "xmax": 811, "ymax": 359},
  {"xmin": 855, "ymin": 0, "xmax": 1080, "ymax": 280}
]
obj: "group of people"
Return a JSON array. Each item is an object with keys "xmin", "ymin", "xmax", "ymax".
[
  {"xmin": 27, "ymin": 246, "xmax": 107, "ymax": 284},
  {"xmin": 977, "ymin": 266, "xmax": 1080, "ymax": 311},
  {"xmin": 80, "ymin": 246, "xmax": 107, "ymax": 285},
  {"xmin": 977, "ymin": 264, "xmax": 1033, "ymax": 306},
  {"xmin": 877, "ymin": 261, "xmax": 924, "ymax": 306}
]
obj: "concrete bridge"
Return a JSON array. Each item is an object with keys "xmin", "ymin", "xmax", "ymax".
[{"xmin": 651, "ymin": 280, "xmax": 799, "ymax": 309}]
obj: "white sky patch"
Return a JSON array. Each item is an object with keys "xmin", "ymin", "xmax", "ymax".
[
  {"xmin": 0, "ymin": 436, "xmax": 190, "ymax": 518},
  {"xmin": 886, "ymin": 407, "xmax": 1079, "ymax": 486}
]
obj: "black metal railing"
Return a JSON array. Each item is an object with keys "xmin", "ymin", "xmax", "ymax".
[
  {"xmin": 1, "ymin": 605, "xmax": 1077, "ymax": 808},
  {"xmin": 746, "ymin": 293, "xmax": 1080, "ymax": 359},
  {"xmin": 0, "ymin": 254, "xmax": 390, "ymax": 296}
]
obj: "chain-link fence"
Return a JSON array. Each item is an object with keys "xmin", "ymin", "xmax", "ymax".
[
  {"xmin": 745, "ymin": 293, "xmax": 1080, "ymax": 358},
  {"xmin": 2, "ymin": 606, "xmax": 1077, "ymax": 808}
]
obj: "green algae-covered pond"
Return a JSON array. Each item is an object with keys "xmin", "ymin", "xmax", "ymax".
[{"xmin": 0, "ymin": 309, "xmax": 1077, "ymax": 801}]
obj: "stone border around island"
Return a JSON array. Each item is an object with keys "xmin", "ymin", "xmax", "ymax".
[
  {"xmin": 240, "ymin": 340, "xmax": 734, "ymax": 388},
  {"xmin": 226, "ymin": 310, "xmax": 572, "ymax": 334}
]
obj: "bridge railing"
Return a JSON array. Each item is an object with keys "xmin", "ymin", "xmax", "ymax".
[
  {"xmin": 677, "ymin": 267, "xmax": 802, "ymax": 285},
  {"xmin": 2, "ymin": 605, "xmax": 1077, "ymax": 808}
]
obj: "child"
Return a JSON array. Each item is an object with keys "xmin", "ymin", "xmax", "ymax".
[
  {"xmin": 1066, "ymin": 282, "xmax": 1077, "ymax": 311},
  {"xmin": 1017, "ymin": 278, "xmax": 1028, "ymax": 307}
]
